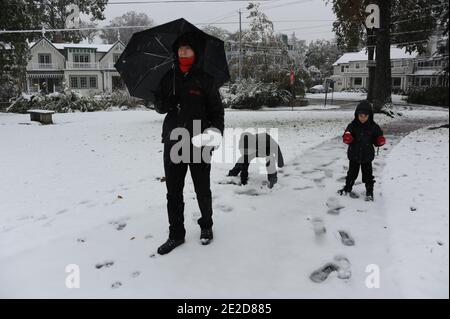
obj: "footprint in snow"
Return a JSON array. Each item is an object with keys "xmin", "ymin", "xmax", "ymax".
[
  {"xmin": 110, "ymin": 220, "xmax": 128, "ymax": 231},
  {"xmin": 326, "ymin": 197, "xmax": 345, "ymax": 215},
  {"xmin": 338, "ymin": 231, "xmax": 355, "ymax": 246},
  {"xmin": 309, "ymin": 256, "xmax": 352, "ymax": 283},
  {"xmin": 234, "ymin": 188, "xmax": 261, "ymax": 196},
  {"xmin": 293, "ymin": 186, "xmax": 314, "ymax": 191},
  {"xmin": 312, "ymin": 177, "xmax": 325, "ymax": 184},
  {"xmin": 310, "ymin": 263, "xmax": 338, "ymax": 283},
  {"xmin": 349, "ymin": 192, "xmax": 360, "ymax": 199},
  {"xmin": 131, "ymin": 271, "xmax": 141, "ymax": 278},
  {"xmin": 334, "ymin": 255, "xmax": 352, "ymax": 280},
  {"xmin": 215, "ymin": 204, "xmax": 234, "ymax": 213},
  {"xmin": 95, "ymin": 260, "xmax": 114, "ymax": 269},
  {"xmin": 311, "ymin": 218, "xmax": 326, "ymax": 236},
  {"xmin": 111, "ymin": 281, "xmax": 122, "ymax": 289},
  {"xmin": 323, "ymin": 169, "xmax": 334, "ymax": 178}
]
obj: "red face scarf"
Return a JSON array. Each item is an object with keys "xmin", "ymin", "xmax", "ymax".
[{"xmin": 178, "ymin": 56, "xmax": 195, "ymax": 73}]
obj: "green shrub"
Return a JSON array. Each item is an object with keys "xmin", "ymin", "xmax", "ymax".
[
  {"xmin": 6, "ymin": 90, "xmax": 147, "ymax": 113},
  {"xmin": 406, "ymin": 86, "xmax": 449, "ymax": 107},
  {"xmin": 225, "ymin": 79, "xmax": 292, "ymax": 109}
]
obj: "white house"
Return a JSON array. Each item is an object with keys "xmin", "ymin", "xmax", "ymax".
[
  {"xmin": 331, "ymin": 46, "xmax": 418, "ymax": 92},
  {"xmin": 331, "ymin": 38, "xmax": 449, "ymax": 92},
  {"xmin": 26, "ymin": 37, "xmax": 125, "ymax": 96}
]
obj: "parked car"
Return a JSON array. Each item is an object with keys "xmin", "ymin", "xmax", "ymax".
[{"xmin": 308, "ymin": 84, "xmax": 326, "ymax": 94}]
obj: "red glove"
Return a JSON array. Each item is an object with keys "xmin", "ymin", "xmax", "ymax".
[
  {"xmin": 343, "ymin": 131, "xmax": 353, "ymax": 144},
  {"xmin": 376, "ymin": 136, "xmax": 386, "ymax": 146}
]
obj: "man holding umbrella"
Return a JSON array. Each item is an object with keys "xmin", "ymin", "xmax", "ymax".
[
  {"xmin": 154, "ymin": 32, "xmax": 224, "ymax": 255},
  {"xmin": 115, "ymin": 19, "xmax": 229, "ymax": 255}
]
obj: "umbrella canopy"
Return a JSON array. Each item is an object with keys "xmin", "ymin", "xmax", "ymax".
[{"xmin": 115, "ymin": 18, "xmax": 230, "ymax": 102}]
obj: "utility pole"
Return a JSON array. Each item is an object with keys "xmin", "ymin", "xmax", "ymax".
[{"xmin": 238, "ymin": 9, "xmax": 243, "ymax": 82}]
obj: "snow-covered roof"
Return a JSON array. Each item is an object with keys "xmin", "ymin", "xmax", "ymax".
[
  {"xmin": 29, "ymin": 40, "xmax": 115, "ymax": 52},
  {"xmin": 333, "ymin": 46, "xmax": 419, "ymax": 65}
]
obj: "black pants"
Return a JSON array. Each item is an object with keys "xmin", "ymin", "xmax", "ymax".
[
  {"xmin": 163, "ymin": 143, "xmax": 213, "ymax": 240},
  {"xmin": 345, "ymin": 160, "xmax": 374, "ymax": 191}
]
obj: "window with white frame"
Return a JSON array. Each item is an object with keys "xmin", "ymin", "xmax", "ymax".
[
  {"xmin": 70, "ymin": 77, "xmax": 78, "ymax": 88},
  {"xmin": 69, "ymin": 75, "xmax": 98, "ymax": 89},
  {"xmin": 80, "ymin": 76, "xmax": 87, "ymax": 88},
  {"xmin": 38, "ymin": 53, "xmax": 51, "ymax": 64},
  {"xmin": 74, "ymin": 54, "xmax": 90, "ymax": 63},
  {"xmin": 89, "ymin": 76, "xmax": 97, "ymax": 88}
]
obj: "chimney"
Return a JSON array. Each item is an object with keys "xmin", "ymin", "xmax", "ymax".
[{"xmin": 53, "ymin": 32, "xmax": 64, "ymax": 43}]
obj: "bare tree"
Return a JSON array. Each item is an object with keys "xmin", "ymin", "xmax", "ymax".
[{"xmin": 100, "ymin": 11, "xmax": 154, "ymax": 44}]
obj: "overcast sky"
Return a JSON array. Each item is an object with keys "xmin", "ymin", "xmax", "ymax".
[{"xmin": 99, "ymin": 0, "xmax": 337, "ymax": 43}]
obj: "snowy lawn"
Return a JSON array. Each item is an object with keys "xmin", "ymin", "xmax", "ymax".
[
  {"xmin": 0, "ymin": 107, "xmax": 448, "ymax": 298},
  {"xmin": 382, "ymin": 125, "xmax": 449, "ymax": 298},
  {"xmin": 306, "ymin": 92, "xmax": 407, "ymax": 104}
]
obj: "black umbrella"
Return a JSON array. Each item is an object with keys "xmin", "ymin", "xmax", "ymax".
[{"xmin": 114, "ymin": 18, "xmax": 230, "ymax": 102}]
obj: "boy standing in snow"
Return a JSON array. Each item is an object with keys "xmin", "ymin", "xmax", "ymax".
[{"xmin": 338, "ymin": 100, "xmax": 386, "ymax": 201}]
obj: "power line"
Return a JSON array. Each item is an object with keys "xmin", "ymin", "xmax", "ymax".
[
  {"xmin": 108, "ymin": 0, "xmax": 272, "ymax": 3},
  {"xmin": 263, "ymin": 0, "xmax": 314, "ymax": 11},
  {"xmin": 276, "ymin": 23, "xmax": 331, "ymax": 32},
  {"xmin": 0, "ymin": 19, "xmax": 335, "ymax": 34}
]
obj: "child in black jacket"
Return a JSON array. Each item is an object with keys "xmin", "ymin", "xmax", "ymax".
[
  {"xmin": 228, "ymin": 132, "xmax": 284, "ymax": 189},
  {"xmin": 338, "ymin": 100, "xmax": 386, "ymax": 201}
]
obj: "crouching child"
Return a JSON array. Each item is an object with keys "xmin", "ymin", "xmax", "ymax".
[{"xmin": 227, "ymin": 132, "xmax": 284, "ymax": 189}]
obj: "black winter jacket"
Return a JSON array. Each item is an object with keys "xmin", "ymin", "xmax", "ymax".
[
  {"xmin": 154, "ymin": 65, "xmax": 224, "ymax": 144},
  {"xmin": 345, "ymin": 103, "xmax": 384, "ymax": 163}
]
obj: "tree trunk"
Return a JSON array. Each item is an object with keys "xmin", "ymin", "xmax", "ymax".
[
  {"xmin": 367, "ymin": 28, "xmax": 375, "ymax": 103},
  {"xmin": 373, "ymin": 0, "xmax": 393, "ymax": 115}
]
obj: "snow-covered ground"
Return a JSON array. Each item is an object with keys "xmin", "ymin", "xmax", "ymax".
[
  {"xmin": 306, "ymin": 92, "xmax": 407, "ymax": 104},
  {"xmin": 383, "ymin": 126, "xmax": 449, "ymax": 298},
  {"xmin": 0, "ymin": 107, "xmax": 448, "ymax": 298}
]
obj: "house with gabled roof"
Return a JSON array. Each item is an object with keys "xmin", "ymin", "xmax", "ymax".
[
  {"xmin": 26, "ymin": 37, "xmax": 126, "ymax": 95},
  {"xmin": 331, "ymin": 36, "xmax": 449, "ymax": 93}
]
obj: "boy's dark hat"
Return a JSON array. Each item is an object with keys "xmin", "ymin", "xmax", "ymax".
[{"xmin": 355, "ymin": 100, "xmax": 373, "ymax": 115}]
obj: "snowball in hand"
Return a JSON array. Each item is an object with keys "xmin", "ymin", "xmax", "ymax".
[{"xmin": 191, "ymin": 128, "xmax": 222, "ymax": 148}]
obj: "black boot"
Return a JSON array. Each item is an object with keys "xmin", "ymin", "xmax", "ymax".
[
  {"xmin": 200, "ymin": 228, "xmax": 213, "ymax": 245},
  {"xmin": 337, "ymin": 185, "xmax": 352, "ymax": 196},
  {"xmin": 227, "ymin": 165, "xmax": 241, "ymax": 177},
  {"xmin": 365, "ymin": 185, "xmax": 374, "ymax": 201},
  {"xmin": 157, "ymin": 238, "xmax": 185, "ymax": 255},
  {"xmin": 268, "ymin": 173, "xmax": 278, "ymax": 189},
  {"xmin": 240, "ymin": 171, "xmax": 248, "ymax": 185}
]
